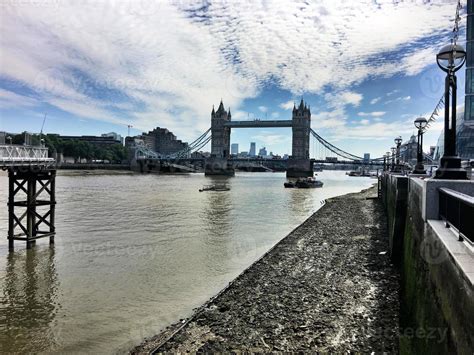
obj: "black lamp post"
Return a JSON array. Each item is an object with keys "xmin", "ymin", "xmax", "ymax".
[
  {"xmin": 435, "ymin": 43, "xmax": 468, "ymax": 179},
  {"xmin": 391, "ymin": 147, "xmax": 396, "ymax": 171},
  {"xmin": 383, "ymin": 155, "xmax": 387, "ymax": 172},
  {"xmin": 385, "ymin": 152, "xmax": 390, "ymax": 172},
  {"xmin": 413, "ymin": 116, "xmax": 428, "ymax": 174},
  {"xmin": 6, "ymin": 136, "xmax": 12, "ymax": 145},
  {"xmin": 394, "ymin": 137, "xmax": 402, "ymax": 172}
]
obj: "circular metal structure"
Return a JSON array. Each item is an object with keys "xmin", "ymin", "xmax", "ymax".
[
  {"xmin": 414, "ymin": 116, "xmax": 428, "ymax": 130},
  {"xmin": 394, "ymin": 136, "xmax": 402, "ymax": 145},
  {"xmin": 436, "ymin": 44, "xmax": 466, "ymax": 73}
]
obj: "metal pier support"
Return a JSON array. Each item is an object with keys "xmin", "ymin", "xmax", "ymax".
[{"xmin": 7, "ymin": 168, "xmax": 56, "ymax": 251}]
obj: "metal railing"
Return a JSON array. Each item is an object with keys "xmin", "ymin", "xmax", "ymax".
[
  {"xmin": 438, "ymin": 187, "xmax": 474, "ymax": 245},
  {"xmin": 133, "ymin": 144, "xmax": 160, "ymax": 160},
  {"xmin": 0, "ymin": 144, "xmax": 55, "ymax": 167}
]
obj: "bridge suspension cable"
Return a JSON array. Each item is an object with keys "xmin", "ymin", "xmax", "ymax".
[
  {"xmin": 310, "ymin": 129, "xmax": 366, "ymax": 161},
  {"xmin": 423, "ymin": 0, "xmax": 460, "ymax": 134},
  {"xmin": 188, "ymin": 128, "xmax": 211, "ymax": 149},
  {"xmin": 188, "ymin": 135, "xmax": 212, "ymax": 154},
  {"xmin": 167, "ymin": 128, "xmax": 211, "ymax": 158}
]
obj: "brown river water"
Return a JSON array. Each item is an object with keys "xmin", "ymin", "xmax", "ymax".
[{"xmin": 0, "ymin": 171, "xmax": 374, "ymax": 354}]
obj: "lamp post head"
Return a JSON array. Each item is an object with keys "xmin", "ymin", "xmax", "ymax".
[
  {"xmin": 394, "ymin": 136, "xmax": 402, "ymax": 146},
  {"xmin": 386, "ymin": 151, "xmax": 391, "ymax": 157},
  {"xmin": 414, "ymin": 116, "xmax": 428, "ymax": 130},
  {"xmin": 436, "ymin": 43, "xmax": 466, "ymax": 73},
  {"xmin": 391, "ymin": 147, "xmax": 396, "ymax": 154}
]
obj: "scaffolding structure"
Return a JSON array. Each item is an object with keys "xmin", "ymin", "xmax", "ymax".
[{"xmin": 8, "ymin": 168, "xmax": 56, "ymax": 250}]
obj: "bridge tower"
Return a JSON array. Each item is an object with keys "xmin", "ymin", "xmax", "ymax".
[
  {"xmin": 210, "ymin": 100, "xmax": 231, "ymax": 158},
  {"xmin": 288, "ymin": 99, "xmax": 313, "ymax": 177},
  {"xmin": 205, "ymin": 100, "xmax": 235, "ymax": 175}
]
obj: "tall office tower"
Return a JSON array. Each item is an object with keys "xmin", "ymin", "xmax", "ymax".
[
  {"xmin": 231, "ymin": 143, "xmax": 239, "ymax": 155},
  {"xmin": 465, "ymin": 0, "xmax": 474, "ymax": 124},
  {"xmin": 249, "ymin": 142, "xmax": 256, "ymax": 157}
]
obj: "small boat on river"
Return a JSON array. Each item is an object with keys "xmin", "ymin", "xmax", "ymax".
[
  {"xmin": 199, "ymin": 184, "xmax": 230, "ymax": 192},
  {"xmin": 284, "ymin": 177, "xmax": 324, "ymax": 189},
  {"xmin": 296, "ymin": 177, "xmax": 324, "ymax": 188}
]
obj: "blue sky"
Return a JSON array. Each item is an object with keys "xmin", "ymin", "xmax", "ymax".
[{"xmin": 0, "ymin": 0, "xmax": 465, "ymax": 158}]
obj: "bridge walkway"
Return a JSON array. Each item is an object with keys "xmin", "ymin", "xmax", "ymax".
[{"xmin": 0, "ymin": 144, "xmax": 55, "ymax": 169}]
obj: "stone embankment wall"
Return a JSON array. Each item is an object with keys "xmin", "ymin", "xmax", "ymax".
[{"xmin": 382, "ymin": 174, "xmax": 474, "ymax": 354}]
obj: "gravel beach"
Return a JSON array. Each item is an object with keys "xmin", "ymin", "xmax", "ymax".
[{"xmin": 132, "ymin": 185, "xmax": 400, "ymax": 353}]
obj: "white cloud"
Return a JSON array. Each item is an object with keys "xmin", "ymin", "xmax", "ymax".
[
  {"xmin": 357, "ymin": 111, "xmax": 386, "ymax": 117},
  {"xmin": 312, "ymin": 107, "xmax": 347, "ymax": 129},
  {"xmin": 386, "ymin": 89, "xmax": 401, "ymax": 97},
  {"xmin": 279, "ymin": 100, "xmax": 295, "ymax": 110},
  {"xmin": 325, "ymin": 91, "xmax": 363, "ymax": 109},
  {"xmin": 252, "ymin": 133, "xmax": 289, "ymax": 145},
  {"xmin": 340, "ymin": 92, "xmax": 363, "ymax": 107},
  {"xmin": 327, "ymin": 120, "xmax": 415, "ymax": 141},
  {"xmin": 231, "ymin": 110, "xmax": 249, "ymax": 120},
  {"xmin": 258, "ymin": 105, "xmax": 268, "ymax": 113},
  {"xmin": 385, "ymin": 95, "xmax": 411, "ymax": 104},
  {"xmin": 370, "ymin": 97, "xmax": 381, "ymax": 105},
  {"xmin": 360, "ymin": 119, "xmax": 370, "ymax": 125},
  {"xmin": 0, "ymin": 0, "xmax": 458, "ymax": 140},
  {"xmin": 0, "ymin": 89, "xmax": 40, "ymax": 109}
]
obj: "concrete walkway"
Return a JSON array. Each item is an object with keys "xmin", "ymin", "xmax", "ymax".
[{"xmin": 134, "ymin": 186, "xmax": 400, "ymax": 353}]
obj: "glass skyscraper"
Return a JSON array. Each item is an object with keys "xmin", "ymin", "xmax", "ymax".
[
  {"xmin": 249, "ymin": 142, "xmax": 256, "ymax": 157},
  {"xmin": 465, "ymin": 0, "xmax": 474, "ymax": 125},
  {"xmin": 231, "ymin": 143, "xmax": 239, "ymax": 155},
  {"xmin": 459, "ymin": 0, "xmax": 474, "ymax": 158}
]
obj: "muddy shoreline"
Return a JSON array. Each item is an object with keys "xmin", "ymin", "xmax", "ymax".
[{"xmin": 131, "ymin": 185, "xmax": 400, "ymax": 353}]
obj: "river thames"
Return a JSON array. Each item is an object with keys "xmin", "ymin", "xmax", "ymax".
[{"xmin": 0, "ymin": 171, "xmax": 374, "ymax": 354}]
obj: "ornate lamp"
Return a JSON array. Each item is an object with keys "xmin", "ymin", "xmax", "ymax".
[
  {"xmin": 391, "ymin": 147, "xmax": 396, "ymax": 171},
  {"xmin": 435, "ymin": 44, "xmax": 467, "ymax": 179},
  {"xmin": 394, "ymin": 137, "xmax": 402, "ymax": 171},
  {"xmin": 413, "ymin": 117, "xmax": 428, "ymax": 174}
]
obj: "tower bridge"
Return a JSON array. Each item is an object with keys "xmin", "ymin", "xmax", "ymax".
[
  {"xmin": 132, "ymin": 98, "xmax": 392, "ymax": 173},
  {"xmin": 224, "ymin": 120, "xmax": 293, "ymax": 128},
  {"xmin": 207, "ymin": 99, "xmax": 312, "ymax": 177}
]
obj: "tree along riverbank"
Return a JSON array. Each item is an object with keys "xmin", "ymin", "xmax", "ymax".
[{"xmin": 132, "ymin": 185, "xmax": 400, "ymax": 353}]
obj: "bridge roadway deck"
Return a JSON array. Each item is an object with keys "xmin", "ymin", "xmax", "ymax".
[
  {"xmin": 224, "ymin": 120, "xmax": 293, "ymax": 128},
  {"xmin": 134, "ymin": 186, "xmax": 399, "ymax": 353},
  {"xmin": 143, "ymin": 157, "xmax": 382, "ymax": 166}
]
